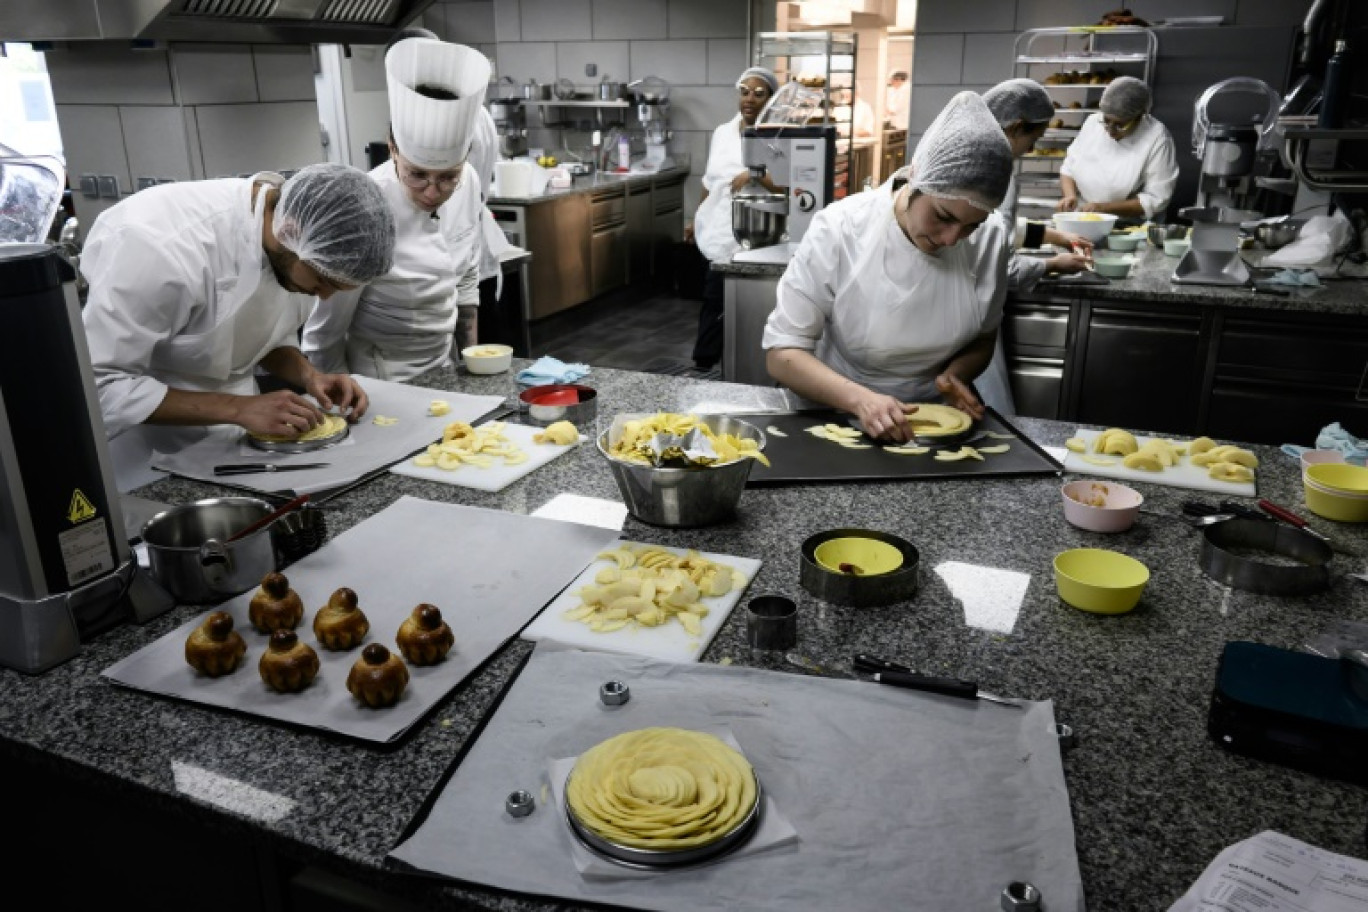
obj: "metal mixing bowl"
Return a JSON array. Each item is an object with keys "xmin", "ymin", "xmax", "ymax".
[
  {"xmin": 732, "ymin": 196, "xmax": 787, "ymax": 249},
  {"xmin": 1147, "ymin": 223, "xmax": 1187, "ymax": 247},
  {"xmin": 1254, "ymin": 221, "xmax": 1301, "ymax": 249},
  {"xmin": 597, "ymin": 415, "xmax": 766, "ymax": 528}
]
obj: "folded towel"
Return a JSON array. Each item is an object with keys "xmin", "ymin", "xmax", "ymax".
[
  {"xmin": 1281, "ymin": 422, "xmax": 1368, "ymax": 466},
  {"xmin": 1267, "ymin": 268, "xmax": 1322, "ymax": 287},
  {"xmin": 516, "ymin": 356, "xmax": 591, "ymax": 386}
]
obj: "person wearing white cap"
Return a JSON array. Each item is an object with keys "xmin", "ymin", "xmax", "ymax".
[
  {"xmin": 686, "ymin": 65, "xmax": 783, "ymax": 371},
  {"xmin": 762, "ymin": 92, "xmax": 1016, "ymax": 442},
  {"xmin": 1057, "ymin": 76, "xmax": 1178, "ymax": 220},
  {"xmin": 885, "ymin": 71, "xmax": 910, "ymax": 131},
  {"xmin": 302, "ymin": 34, "xmax": 501, "ymax": 381},
  {"xmin": 81, "ymin": 163, "xmax": 395, "ymax": 486}
]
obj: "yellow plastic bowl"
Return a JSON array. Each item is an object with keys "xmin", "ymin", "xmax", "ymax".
[
  {"xmin": 814, "ymin": 537, "xmax": 904, "ymax": 576},
  {"xmin": 1305, "ymin": 462, "xmax": 1368, "ymax": 495},
  {"xmin": 1304, "ymin": 475, "xmax": 1368, "ymax": 522},
  {"xmin": 1053, "ymin": 548, "xmax": 1149, "ymax": 614}
]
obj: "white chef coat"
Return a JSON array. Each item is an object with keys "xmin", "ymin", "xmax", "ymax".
[
  {"xmin": 467, "ymin": 109, "xmax": 513, "ymax": 286},
  {"xmin": 693, "ymin": 114, "xmax": 748, "ymax": 264},
  {"xmin": 763, "ymin": 177, "xmax": 1011, "ymax": 406},
  {"xmin": 886, "ymin": 82, "xmax": 911, "ymax": 131},
  {"xmin": 1060, "ymin": 113, "xmax": 1178, "ymax": 219},
  {"xmin": 301, "ymin": 160, "xmax": 484, "ymax": 381}
]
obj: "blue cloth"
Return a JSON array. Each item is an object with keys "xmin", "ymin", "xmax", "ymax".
[
  {"xmin": 1280, "ymin": 422, "xmax": 1368, "ymax": 466},
  {"xmin": 1267, "ymin": 268, "xmax": 1321, "ymax": 287},
  {"xmin": 516, "ymin": 356, "xmax": 591, "ymax": 386}
]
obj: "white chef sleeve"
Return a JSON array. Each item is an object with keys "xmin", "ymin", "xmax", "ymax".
[
  {"xmin": 762, "ymin": 207, "xmax": 844, "ymax": 352},
  {"xmin": 300, "ymin": 286, "xmax": 363, "ymax": 374},
  {"xmin": 1136, "ymin": 128, "xmax": 1179, "ymax": 220},
  {"xmin": 80, "ymin": 224, "xmax": 196, "ymax": 438},
  {"xmin": 1008, "ymin": 253, "xmax": 1048, "ymax": 292}
]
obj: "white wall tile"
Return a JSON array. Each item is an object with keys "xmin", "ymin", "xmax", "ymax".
[
  {"xmin": 173, "ymin": 45, "xmax": 259, "ymax": 105},
  {"xmin": 659, "ymin": 84, "xmax": 734, "ymax": 131},
  {"xmin": 194, "ymin": 102, "xmax": 325, "ymax": 177},
  {"xmin": 557, "ymin": 41, "xmax": 630, "ymax": 84},
  {"xmin": 630, "ymin": 40, "xmax": 708, "ymax": 85},
  {"xmin": 55, "ymin": 104, "xmax": 130, "ymax": 194},
  {"xmin": 45, "ymin": 46, "xmax": 174, "ymax": 106},
  {"xmin": 668, "ymin": 0, "xmax": 747, "ymax": 38},
  {"xmin": 253, "ymin": 47, "xmax": 317, "ymax": 103},
  {"xmin": 707, "ymin": 39, "xmax": 750, "ymax": 85},
  {"xmin": 593, "ymin": 0, "xmax": 667, "ymax": 39},
  {"xmin": 495, "ymin": 42, "xmax": 558, "ymax": 84},
  {"xmin": 519, "ymin": 0, "xmax": 593, "ymax": 42},
  {"xmin": 494, "ymin": 0, "xmax": 522, "ymax": 41},
  {"xmin": 961, "ymin": 33, "xmax": 1016, "ymax": 86},
  {"xmin": 911, "ymin": 34, "xmax": 964, "ymax": 85},
  {"xmin": 442, "ymin": 0, "xmax": 498, "ymax": 44},
  {"xmin": 120, "ymin": 106, "xmax": 195, "ymax": 184}
]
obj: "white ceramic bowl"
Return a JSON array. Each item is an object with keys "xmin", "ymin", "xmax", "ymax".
[
  {"xmin": 461, "ymin": 344, "xmax": 514, "ymax": 375},
  {"xmin": 1052, "ymin": 212, "xmax": 1119, "ymax": 243},
  {"xmin": 1106, "ymin": 232, "xmax": 1144, "ymax": 252},
  {"xmin": 1163, "ymin": 237, "xmax": 1190, "ymax": 257},
  {"xmin": 1061, "ymin": 480, "xmax": 1144, "ymax": 533},
  {"xmin": 1092, "ymin": 254, "xmax": 1135, "ymax": 279}
]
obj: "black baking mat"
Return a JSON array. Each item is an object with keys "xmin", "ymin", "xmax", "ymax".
[{"xmin": 743, "ymin": 406, "xmax": 1062, "ymax": 487}]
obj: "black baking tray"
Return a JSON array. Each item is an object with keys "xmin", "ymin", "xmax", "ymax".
[{"xmin": 742, "ymin": 406, "xmax": 1062, "ymax": 487}]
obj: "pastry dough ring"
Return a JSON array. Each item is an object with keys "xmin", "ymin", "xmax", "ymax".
[
  {"xmin": 250, "ymin": 413, "xmax": 348, "ymax": 444},
  {"xmin": 566, "ymin": 728, "xmax": 758, "ymax": 850}
]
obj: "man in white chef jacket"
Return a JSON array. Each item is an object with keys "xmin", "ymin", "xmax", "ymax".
[
  {"xmin": 885, "ymin": 71, "xmax": 910, "ymax": 131},
  {"xmin": 301, "ymin": 37, "xmax": 503, "ymax": 382},
  {"xmin": 80, "ymin": 162, "xmax": 397, "ymax": 490}
]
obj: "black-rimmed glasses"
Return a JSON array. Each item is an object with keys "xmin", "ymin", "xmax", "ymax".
[{"xmin": 396, "ymin": 159, "xmax": 463, "ymax": 192}]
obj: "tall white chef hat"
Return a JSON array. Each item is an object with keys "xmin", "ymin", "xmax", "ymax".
[{"xmin": 386, "ymin": 38, "xmax": 491, "ymax": 170}]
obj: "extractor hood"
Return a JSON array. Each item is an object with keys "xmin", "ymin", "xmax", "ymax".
[{"xmin": 0, "ymin": 0, "xmax": 438, "ymax": 45}]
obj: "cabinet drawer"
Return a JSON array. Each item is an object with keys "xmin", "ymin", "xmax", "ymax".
[
  {"xmin": 591, "ymin": 195, "xmax": 626, "ymax": 228},
  {"xmin": 653, "ymin": 179, "xmax": 683, "ymax": 215},
  {"xmin": 1009, "ymin": 357, "xmax": 1064, "ymax": 420},
  {"xmin": 1004, "ymin": 304, "xmax": 1070, "ymax": 350},
  {"xmin": 1218, "ymin": 314, "xmax": 1368, "ymax": 378}
]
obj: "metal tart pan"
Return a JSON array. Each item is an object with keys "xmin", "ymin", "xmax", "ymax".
[
  {"xmin": 246, "ymin": 422, "xmax": 350, "ymax": 454},
  {"xmin": 564, "ymin": 771, "xmax": 763, "ymax": 870},
  {"xmin": 1200, "ymin": 518, "xmax": 1330, "ymax": 595},
  {"xmin": 800, "ymin": 528, "xmax": 920, "ymax": 608}
]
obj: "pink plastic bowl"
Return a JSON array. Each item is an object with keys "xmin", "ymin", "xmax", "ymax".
[{"xmin": 1061, "ymin": 480, "xmax": 1144, "ymax": 533}]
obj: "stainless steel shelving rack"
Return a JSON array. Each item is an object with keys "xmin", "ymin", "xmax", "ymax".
[
  {"xmin": 1012, "ymin": 26, "xmax": 1158, "ymax": 212},
  {"xmin": 754, "ymin": 30, "xmax": 859, "ymax": 199}
]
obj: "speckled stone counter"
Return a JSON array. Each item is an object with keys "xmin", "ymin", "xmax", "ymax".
[
  {"xmin": 4, "ymin": 362, "xmax": 1366, "ymax": 911},
  {"xmin": 487, "ymin": 160, "xmax": 690, "ymax": 206}
]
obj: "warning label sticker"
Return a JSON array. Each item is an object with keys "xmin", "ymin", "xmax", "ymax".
[{"xmin": 67, "ymin": 489, "xmax": 98, "ymax": 524}]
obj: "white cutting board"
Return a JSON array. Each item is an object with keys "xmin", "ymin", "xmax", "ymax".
[
  {"xmin": 389, "ymin": 421, "xmax": 581, "ymax": 492},
  {"xmin": 520, "ymin": 542, "xmax": 762, "ymax": 662},
  {"xmin": 1062, "ymin": 428, "xmax": 1257, "ymax": 496}
]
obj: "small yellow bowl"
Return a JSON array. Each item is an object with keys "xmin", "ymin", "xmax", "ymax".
[
  {"xmin": 1053, "ymin": 548, "xmax": 1149, "ymax": 614},
  {"xmin": 1304, "ymin": 475, "xmax": 1368, "ymax": 522},
  {"xmin": 1305, "ymin": 462, "xmax": 1368, "ymax": 495},
  {"xmin": 814, "ymin": 537, "xmax": 904, "ymax": 576}
]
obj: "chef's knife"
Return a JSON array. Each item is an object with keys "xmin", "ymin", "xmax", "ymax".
[
  {"xmin": 214, "ymin": 462, "xmax": 330, "ymax": 476},
  {"xmin": 853, "ymin": 654, "xmax": 1021, "ymax": 708}
]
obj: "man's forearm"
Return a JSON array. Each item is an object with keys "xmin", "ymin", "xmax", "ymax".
[{"xmin": 259, "ymin": 346, "xmax": 317, "ymax": 390}]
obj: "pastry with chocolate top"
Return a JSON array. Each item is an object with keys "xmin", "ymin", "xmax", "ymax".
[
  {"xmin": 313, "ymin": 587, "xmax": 370, "ymax": 651},
  {"xmin": 249, "ymin": 571, "xmax": 304, "ymax": 634},
  {"xmin": 258, "ymin": 629, "xmax": 319, "ymax": 693},
  {"xmin": 395, "ymin": 603, "xmax": 455, "ymax": 666},
  {"xmin": 184, "ymin": 610, "xmax": 247, "ymax": 677},
  {"xmin": 346, "ymin": 644, "xmax": 410, "ymax": 708}
]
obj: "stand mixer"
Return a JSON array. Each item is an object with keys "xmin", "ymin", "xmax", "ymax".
[
  {"xmin": 1191, "ymin": 77, "xmax": 1282, "ymax": 209},
  {"xmin": 488, "ymin": 95, "xmax": 528, "ymax": 159},
  {"xmin": 630, "ymin": 76, "xmax": 674, "ymax": 171}
]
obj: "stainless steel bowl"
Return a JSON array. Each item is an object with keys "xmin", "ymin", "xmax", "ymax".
[
  {"xmin": 140, "ymin": 497, "xmax": 280, "ymax": 604},
  {"xmin": 732, "ymin": 196, "xmax": 788, "ymax": 249},
  {"xmin": 1147, "ymin": 223, "xmax": 1187, "ymax": 247},
  {"xmin": 597, "ymin": 415, "xmax": 766, "ymax": 528},
  {"xmin": 1255, "ymin": 222, "xmax": 1301, "ymax": 249},
  {"xmin": 519, "ymin": 383, "xmax": 597, "ymax": 427}
]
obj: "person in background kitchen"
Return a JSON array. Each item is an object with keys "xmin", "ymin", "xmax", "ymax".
[
  {"xmin": 80, "ymin": 162, "xmax": 395, "ymax": 487},
  {"xmin": 302, "ymin": 34, "xmax": 501, "ymax": 381},
  {"xmin": 1056, "ymin": 76, "xmax": 1178, "ymax": 221},
  {"xmin": 763, "ymin": 91, "xmax": 1015, "ymax": 443},
  {"xmin": 885, "ymin": 70, "xmax": 910, "ymax": 131},
  {"xmin": 685, "ymin": 65, "xmax": 784, "ymax": 372}
]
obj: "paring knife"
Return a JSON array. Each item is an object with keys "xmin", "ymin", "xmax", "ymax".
[
  {"xmin": 1256, "ymin": 498, "xmax": 1356, "ymax": 555},
  {"xmin": 852, "ymin": 654, "xmax": 1022, "ymax": 708},
  {"xmin": 214, "ymin": 463, "xmax": 330, "ymax": 476}
]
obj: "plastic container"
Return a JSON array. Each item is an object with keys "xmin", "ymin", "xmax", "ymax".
[
  {"xmin": 1092, "ymin": 254, "xmax": 1135, "ymax": 279},
  {"xmin": 1061, "ymin": 480, "xmax": 1144, "ymax": 533},
  {"xmin": 1053, "ymin": 548, "xmax": 1149, "ymax": 614},
  {"xmin": 1164, "ymin": 237, "xmax": 1191, "ymax": 257},
  {"xmin": 1106, "ymin": 233, "xmax": 1144, "ymax": 252},
  {"xmin": 461, "ymin": 344, "xmax": 513, "ymax": 374}
]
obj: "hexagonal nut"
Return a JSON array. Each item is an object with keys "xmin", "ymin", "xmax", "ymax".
[
  {"xmin": 1001, "ymin": 882, "xmax": 1042, "ymax": 912},
  {"xmin": 505, "ymin": 789, "xmax": 535, "ymax": 818},
  {"xmin": 599, "ymin": 680, "xmax": 630, "ymax": 706}
]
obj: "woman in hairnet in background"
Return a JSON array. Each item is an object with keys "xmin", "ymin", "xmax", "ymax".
[
  {"xmin": 81, "ymin": 162, "xmax": 395, "ymax": 488},
  {"xmin": 687, "ymin": 65, "xmax": 782, "ymax": 372},
  {"xmin": 302, "ymin": 35, "xmax": 496, "ymax": 381},
  {"xmin": 1057, "ymin": 76, "xmax": 1178, "ymax": 221},
  {"xmin": 763, "ymin": 91, "xmax": 1015, "ymax": 443}
]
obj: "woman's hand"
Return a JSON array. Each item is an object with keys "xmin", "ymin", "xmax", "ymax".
[
  {"xmin": 1079, "ymin": 201, "xmax": 1107, "ymax": 213},
  {"xmin": 1046, "ymin": 252, "xmax": 1093, "ymax": 275},
  {"xmin": 1055, "ymin": 195, "xmax": 1078, "ymax": 213},
  {"xmin": 1055, "ymin": 231, "xmax": 1093, "ymax": 254},
  {"xmin": 305, "ymin": 372, "xmax": 369, "ymax": 422},
  {"xmin": 935, "ymin": 373, "xmax": 985, "ymax": 421},
  {"xmin": 851, "ymin": 389, "xmax": 919, "ymax": 443}
]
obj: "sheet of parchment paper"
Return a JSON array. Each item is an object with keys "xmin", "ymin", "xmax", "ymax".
[
  {"xmin": 101, "ymin": 497, "xmax": 622, "ymax": 744},
  {"xmin": 150, "ymin": 379, "xmax": 503, "ymax": 496},
  {"xmin": 387, "ymin": 647, "xmax": 1084, "ymax": 911}
]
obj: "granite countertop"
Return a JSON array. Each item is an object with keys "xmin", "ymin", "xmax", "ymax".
[
  {"xmin": 488, "ymin": 160, "xmax": 691, "ymax": 206},
  {"xmin": 715, "ymin": 241, "xmax": 1368, "ymax": 317},
  {"xmin": 4, "ymin": 361, "xmax": 1366, "ymax": 910}
]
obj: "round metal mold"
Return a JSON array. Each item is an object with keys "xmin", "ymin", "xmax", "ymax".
[
  {"xmin": 1199, "ymin": 518, "xmax": 1331, "ymax": 596},
  {"xmin": 246, "ymin": 422, "xmax": 350, "ymax": 454},
  {"xmin": 563, "ymin": 771, "xmax": 763, "ymax": 870},
  {"xmin": 799, "ymin": 528, "xmax": 919, "ymax": 608},
  {"xmin": 599, "ymin": 680, "xmax": 630, "ymax": 706},
  {"xmin": 505, "ymin": 789, "xmax": 536, "ymax": 818},
  {"xmin": 518, "ymin": 383, "xmax": 597, "ymax": 428}
]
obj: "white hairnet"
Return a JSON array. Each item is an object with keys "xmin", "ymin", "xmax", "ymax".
[
  {"xmin": 907, "ymin": 91, "xmax": 1013, "ymax": 211},
  {"xmin": 274, "ymin": 163, "xmax": 395, "ymax": 285},
  {"xmin": 982, "ymin": 78, "xmax": 1054, "ymax": 127},
  {"xmin": 737, "ymin": 66, "xmax": 779, "ymax": 95},
  {"xmin": 1100, "ymin": 76, "xmax": 1152, "ymax": 121}
]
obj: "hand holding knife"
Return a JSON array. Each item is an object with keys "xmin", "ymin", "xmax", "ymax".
[{"xmin": 853, "ymin": 654, "xmax": 1021, "ymax": 708}]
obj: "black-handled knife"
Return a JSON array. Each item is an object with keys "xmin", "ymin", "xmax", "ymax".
[
  {"xmin": 854, "ymin": 654, "xmax": 1021, "ymax": 708},
  {"xmin": 213, "ymin": 462, "xmax": 330, "ymax": 476},
  {"xmin": 1182, "ymin": 500, "xmax": 1266, "ymax": 522}
]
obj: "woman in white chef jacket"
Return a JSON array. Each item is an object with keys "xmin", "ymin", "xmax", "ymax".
[
  {"xmin": 687, "ymin": 66, "xmax": 782, "ymax": 371},
  {"xmin": 80, "ymin": 163, "xmax": 396, "ymax": 489},
  {"xmin": 762, "ymin": 92, "xmax": 1016, "ymax": 443},
  {"xmin": 1057, "ymin": 76, "xmax": 1178, "ymax": 221},
  {"xmin": 301, "ymin": 37, "xmax": 498, "ymax": 382}
]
